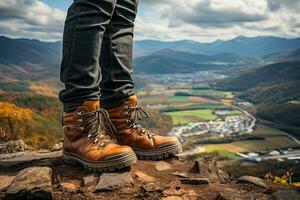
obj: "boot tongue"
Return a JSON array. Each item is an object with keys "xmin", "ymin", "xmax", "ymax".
[
  {"xmin": 82, "ymin": 100, "xmax": 100, "ymax": 111},
  {"xmin": 127, "ymin": 95, "xmax": 138, "ymax": 107}
]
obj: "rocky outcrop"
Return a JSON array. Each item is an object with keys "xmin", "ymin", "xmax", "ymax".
[
  {"xmin": 237, "ymin": 175, "xmax": 267, "ymax": 188},
  {"xmin": 5, "ymin": 167, "xmax": 53, "ymax": 200},
  {"xmin": 0, "ymin": 150, "xmax": 299, "ymax": 200},
  {"xmin": 94, "ymin": 172, "xmax": 133, "ymax": 192},
  {"xmin": 0, "ymin": 151, "xmax": 62, "ymax": 170},
  {"xmin": 190, "ymin": 155, "xmax": 229, "ymax": 183}
]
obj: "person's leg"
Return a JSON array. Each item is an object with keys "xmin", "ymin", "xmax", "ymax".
[
  {"xmin": 59, "ymin": 0, "xmax": 117, "ymax": 112},
  {"xmin": 100, "ymin": 0, "xmax": 182, "ymax": 160},
  {"xmin": 59, "ymin": 0, "xmax": 136, "ymax": 172},
  {"xmin": 100, "ymin": 0, "xmax": 138, "ymax": 109}
]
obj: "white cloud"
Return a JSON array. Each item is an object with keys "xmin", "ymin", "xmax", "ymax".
[
  {"xmin": 0, "ymin": 0, "xmax": 66, "ymax": 41},
  {"xmin": 134, "ymin": 0, "xmax": 300, "ymax": 42},
  {"xmin": 0, "ymin": 0, "xmax": 299, "ymax": 42}
]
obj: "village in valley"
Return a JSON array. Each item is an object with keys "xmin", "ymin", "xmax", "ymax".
[{"xmin": 136, "ymin": 71, "xmax": 300, "ymax": 163}]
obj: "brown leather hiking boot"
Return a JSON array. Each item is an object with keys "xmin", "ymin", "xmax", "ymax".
[
  {"xmin": 62, "ymin": 100, "xmax": 136, "ymax": 172},
  {"xmin": 105, "ymin": 95, "xmax": 182, "ymax": 160}
]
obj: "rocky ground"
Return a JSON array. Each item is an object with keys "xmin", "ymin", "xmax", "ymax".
[{"xmin": 0, "ymin": 141, "xmax": 299, "ymax": 200}]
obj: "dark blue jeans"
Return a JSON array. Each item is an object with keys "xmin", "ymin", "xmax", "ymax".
[{"xmin": 59, "ymin": 0, "xmax": 138, "ymax": 112}]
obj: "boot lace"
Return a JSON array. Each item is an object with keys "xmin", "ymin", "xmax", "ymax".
[
  {"xmin": 123, "ymin": 105, "xmax": 154, "ymax": 139},
  {"xmin": 77, "ymin": 108, "xmax": 117, "ymax": 149}
]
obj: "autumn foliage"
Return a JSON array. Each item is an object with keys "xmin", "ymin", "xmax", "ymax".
[{"xmin": 0, "ymin": 102, "xmax": 33, "ymax": 141}]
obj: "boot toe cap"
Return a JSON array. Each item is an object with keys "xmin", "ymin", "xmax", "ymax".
[
  {"xmin": 154, "ymin": 135, "xmax": 181, "ymax": 148},
  {"xmin": 103, "ymin": 143, "xmax": 135, "ymax": 161}
]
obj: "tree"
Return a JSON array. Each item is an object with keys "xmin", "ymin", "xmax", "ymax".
[{"xmin": 0, "ymin": 102, "xmax": 33, "ymax": 141}]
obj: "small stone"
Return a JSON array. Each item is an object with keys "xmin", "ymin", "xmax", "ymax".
[
  {"xmin": 180, "ymin": 177, "xmax": 210, "ymax": 185},
  {"xmin": 155, "ymin": 161, "xmax": 172, "ymax": 171},
  {"xmin": 0, "ymin": 151, "xmax": 62, "ymax": 170},
  {"xmin": 50, "ymin": 142, "xmax": 63, "ymax": 152},
  {"xmin": 191, "ymin": 156, "xmax": 217, "ymax": 173},
  {"xmin": 134, "ymin": 171, "xmax": 156, "ymax": 182},
  {"xmin": 0, "ymin": 175, "xmax": 14, "ymax": 191},
  {"xmin": 237, "ymin": 175, "xmax": 267, "ymax": 188},
  {"xmin": 5, "ymin": 167, "xmax": 53, "ymax": 200},
  {"xmin": 172, "ymin": 171, "xmax": 189, "ymax": 178},
  {"xmin": 94, "ymin": 172, "xmax": 133, "ymax": 192},
  {"xmin": 190, "ymin": 156, "xmax": 228, "ymax": 183},
  {"xmin": 142, "ymin": 183, "xmax": 162, "ymax": 192},
  {"xmin": 60, "ymin": 182, "xmax": 78, "ymax": 192},
  {"xmin": 272, "ymin": 190, "xmax": 300, "ymax": 200},
  {"xmin": 82, "ymin": 174, "xmax": 97, "ymax": 186},
  {"xmin": 163, "ymin": 187, "xmax": 197, "ymax": 196}
]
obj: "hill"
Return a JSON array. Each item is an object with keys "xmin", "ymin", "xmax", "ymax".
[
  {"xmin": 214, "ymin": 49, "xmax": 300, "ymax": 135},
  {"xmin": 262, "ymin": 47, "xmax": 300, "ymax": 64},
  {"xmin": 215, "ymin": 61, "xmax": 300, "ymax": 91},
  {"xmin": 0, "ymin": 36, "xmax": 61, "ymax": 68},
  {"xmin": 0, "ymin": 36, "xmax": 62, "ymax": 92},
  {"xmin": 134, "ymin": 49, "xmax": 261, "ymax": 74}
]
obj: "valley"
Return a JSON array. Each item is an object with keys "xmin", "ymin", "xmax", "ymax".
[
  {"xmin": 135, "ymin": 71, "xmax": 300, "ymax": 163},
  {"xmin": 1, "ymin": 35, "xmax": 300, "ymax": 179}
]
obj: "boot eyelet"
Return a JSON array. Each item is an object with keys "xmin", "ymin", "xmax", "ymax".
[
  {"xmin": 93, "ymin": 138, "xmax": 99, "ymax": 144},
  {"xmin": 77, "ymin": 118, "xmax": 83, "ymax": 123},
  {"xmin": 77, "ymin": 111, "xmax": 84, "ymax": 116},
  {"xmin": 98, "ymin": 142, "xmax": 104, "ymax": 149},
  {"xmin": 77, "ymin": 127, "xmax": 84, "ymax": 131},
  {"xmin": 87, "ymin": 133, "xmax": 92, "ymax": 138}
]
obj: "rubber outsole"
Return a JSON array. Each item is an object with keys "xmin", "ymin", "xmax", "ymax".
[
  {"xmin": 61, "ymin": 151, "xmax": 137, "ymax": 172},
  {"xmin": 133, "ymin": 142, "xmax": 182, "ymax": 160}
]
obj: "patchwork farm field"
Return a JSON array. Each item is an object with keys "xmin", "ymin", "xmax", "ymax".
[
  {"xmin": 160, "ymin": 89, "xmax": 238, "ymax": 125},
  {"xmin": 188, "ymin": 89, "xmax": 234, "ymax": 98},
  {"xmin": 140, "ymin": 88, "xmax": 300, "ymax": 159},
  {"xmin": 203, "ymin": 125, "xmax": 300, "ymax": 158},
  {"xmin": 140, "ymin": 88, "xmax": 238, "ymax": 125},
  {"xmin": 164, "ymin": 109, "xmax": 218, "ymax": 125}
]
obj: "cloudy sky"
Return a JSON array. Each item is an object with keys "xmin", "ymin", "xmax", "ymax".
[{"xmin": 0, "ymin": 0, "xmax": 299, "ymax": 42}]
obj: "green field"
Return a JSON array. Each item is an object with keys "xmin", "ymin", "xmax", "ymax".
[
  {"xmin": 164, "ymin": 109, "xmax": 218, "ymax": 125},
  {"xmin": 191, "ymin": 103, "xmax": 227, "ymax": 109},
  {"xmin": 204, "ymin": 126, "xmax": 300, "ymax": 158},
  {"xmin": 167, "ymin": 96, "xmax": 190, "ymax": 103},
  {"xmin": 189, "ymin": 89, "xmax": 234, "ymax": 98},
  {"xmin": 205, "ymin": 146, "xmax": 238, "ymax": 159}
]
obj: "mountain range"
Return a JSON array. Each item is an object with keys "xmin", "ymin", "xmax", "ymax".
[
  {"xmin": 1, "ymin": 35, "xmax": 300, "ymax": 79},
  {"xmin": 134, "ymin": 36, "xmax": 300, "ymax": 57}
]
